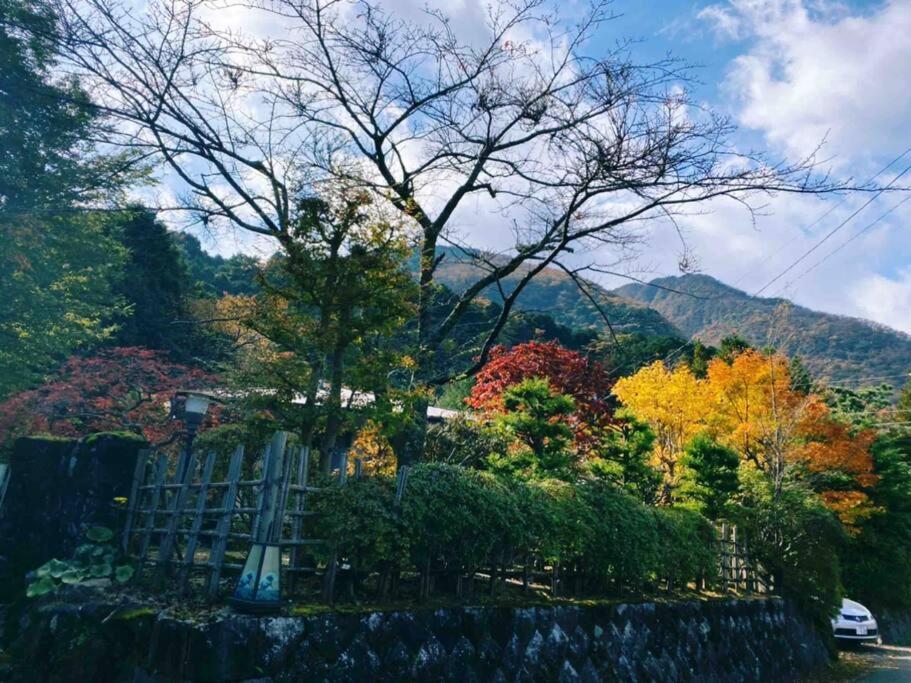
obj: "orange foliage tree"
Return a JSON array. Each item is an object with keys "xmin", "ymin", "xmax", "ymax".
[{"xmin": 614, "ymin": 349, "xmax": 877, "ymax": 522}]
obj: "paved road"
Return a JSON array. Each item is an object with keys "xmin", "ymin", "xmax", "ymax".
[{"xmin": 853, "ymin": 645, "xmax": 911, "ymax": 682}]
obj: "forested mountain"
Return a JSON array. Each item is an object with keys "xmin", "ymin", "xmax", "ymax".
[
  {"xmin": 614, "ymin": 274, "xmax": 911, "ymax": 385},
  {"xmin": 170, "ymin": 237, "xmax": 909, "ymax": 386},
  {"xmin": 431, "ymin": 249, "xmax": 681, "ymax": 338}
]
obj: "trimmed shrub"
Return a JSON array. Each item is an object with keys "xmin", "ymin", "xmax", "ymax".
[
  {"xmin": 576, "ymin": 480, "xmax": 660, "ymax": 591},
  {"xmin": 311, "ymin": 476, "xmax": 406, "ymax": 581},
  {"xmin": 312, "ymin": 462, "xmax": 721, "ymax": 600},
  {"xmin": 652, "ymin": 507, "xmax": 718, "ymax": 589}
]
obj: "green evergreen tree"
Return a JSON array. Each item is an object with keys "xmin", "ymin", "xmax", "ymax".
[
  {"xmin": 589, "ymin": 415, "xmax": 662, "ymax": 503},
  {"xmin": 489, "ymin": 378, "xmax": 576, "ymax": 478},
  {"xmin": 788, "ymin": 355, "xmax": 814, "ymax": 395},
  {"xmin": 112, "ymin": 207, "xmax": 194, "ymax": 355},
  {"xmin": 678, "ymin": 434, "xmax": 740, "ymax": 519},
  {"xmin": 718, "ymin": 334, "xmax": 751, "ymax": 363}
]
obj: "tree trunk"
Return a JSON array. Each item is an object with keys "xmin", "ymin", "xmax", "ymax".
[{"xmin": 319, "ymin": 341, "xmax": 347, "ymax": 474}]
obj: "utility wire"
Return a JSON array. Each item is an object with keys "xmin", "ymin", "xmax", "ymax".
[
  {"xmin": 732, "ymin": 146, "xmax": 911, "ymax": 288},
  {"xmin": 774, "ymin": 195, "xmax": 911, "ymax": 294},
  {"xmin": 754, "ymin": 159, "xmax": 911, "ymax": 297}
]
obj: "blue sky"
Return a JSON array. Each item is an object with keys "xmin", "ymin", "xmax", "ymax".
[
  {"xmin": 181, "ymin": 0, "xmax": 911, "ymax": 333},
  {"xmin": 571, "ymin": 0, "xmax": 911, "ymax": 332}
]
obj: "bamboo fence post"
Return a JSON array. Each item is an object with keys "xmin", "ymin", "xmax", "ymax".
[
  {"xmin": 121, "ymin": 448, "xmax": 149, "ymax": 552},
  {"xmin": 289, "ymin": 447, "xmax": 310, "ymax": 591},
  {"xmin": 321, "ymin": 452, "xmax": 347, "ymax": 603},
  {"xmin": 0, "ymin": 463, "xmax": 10, "ymax": 517},
  {"xmin": 206, "ymin": 445, "xmax": 244, "ymax": 599},
  {"xmin": 138, "ymin": 455, "xmax": 168, "ymax": 565},
  {"xmin": 157, "ymin": 449, "xmax": 199, "ymax": 575},
  {"xmin": 179, "ymin": 451, "xmax": 216, "ymax": 592}
]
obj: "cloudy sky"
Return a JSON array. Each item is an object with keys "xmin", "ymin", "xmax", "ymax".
[
  {"xmin": 584, "ymin": 0, "xmax": 911, "ymax": 333},
  {"xmin": 184, "ymin": 0, "xmax": 911, "ymax": 333}
]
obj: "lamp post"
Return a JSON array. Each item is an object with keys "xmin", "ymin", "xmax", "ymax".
[{"xmin": 173, "ymin": 390, "xmax": 215, "ymax": 479}]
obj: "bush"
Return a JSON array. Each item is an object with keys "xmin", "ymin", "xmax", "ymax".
[
  {"xmin": 313, "ymin": 462, "xmax": 721, "ymax": 600},
  {"xmin": 652, "ymin": 507, "xmax": 718, "ymax": 589},
  {"xmin": 576, "ymin": 480, "xmax": 660, "ymax": 591},
  {"xmin": 735, "ymin": 469, "xmax": 845, "ymax": 629},
  {"xmin": 311, "ymin": 476, "xmax": 406, "ymax": 583},
  {"xmin": 400, "ymin": 463, "xmax": 519, "ymax": 575},
  {"xmin": 424, "ymin": 415, "xmax": 508, "ymax": 468},
  {"xmin": 841, "ymin": 437, "xmax": 911, "ymax": 610}
]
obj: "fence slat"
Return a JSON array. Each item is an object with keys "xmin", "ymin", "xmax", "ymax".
[
  {"xmin": 179, "ymin": 451, "xmax": 217, "ymax": 592},
  {"xmin": 122, "ymin": 449, "xmax": 150, "ymax": 552},
  {"xmin": 156, "ymin": 449, "xmax": 199, "ymax": 575},
  {"xmin": 137, "ymin": 455, "xmax": 168, "ymax": 565},
  {"xmin": 289, "ymin": 447, "xmax": 310, "ymax": 591},
  {"xmin": 0, "ymin": 463, "xmax": 12, "ymax": 519},
  {"xmin": 206, "ymin": 445, "xmax": 244, "ymax": 599}
]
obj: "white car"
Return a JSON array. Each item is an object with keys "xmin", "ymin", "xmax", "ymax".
[{"xmin": 832, "ymin": 598, "xmax": 880, "ymax": 643}]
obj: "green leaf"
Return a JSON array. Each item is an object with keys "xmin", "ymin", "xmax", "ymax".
[
  {"xmin": 26, "ymin": 576, "xmax": 57, "ymax": 598},
  {"xmin": 46, "ymin": 558, "xmax": 70, "ymax": 579},
  {"xmin": 74, "ymin": 544, "xmax": 95, "ymax": 559},
  {"xmin": 114, "ymin": 565, "xmax": 135, "ymax": 583},
  {"xmin": 90, "ymin": 563, "xmax": 112, "ymax": 578},
  {"xmin": 60, "ymin": 569, "xmax": 86, "ymax": 585},
  {"xmin": 85, "ymin": 526, "xmax": 114, "ymax": 543}
]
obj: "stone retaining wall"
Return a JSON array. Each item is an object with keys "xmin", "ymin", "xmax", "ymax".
[
  {"xmin": 877, "ymin": 607, "xmax": 911, "ymax": 645},
  {"xmin": 9, "ymin": 592, "xmax": 830, "ymax": 682}
]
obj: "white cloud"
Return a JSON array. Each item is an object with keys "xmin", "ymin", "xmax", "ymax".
[
  {"xmin": 702, "ymin": 0, "xmax": 911, "ymax": 166},
  {"xmin": 850, "ymin": 269, "xmax": 911, "ymax": 334}
]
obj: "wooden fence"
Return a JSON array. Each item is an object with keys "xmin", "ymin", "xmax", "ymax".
[
  {"xmin": 122, "ymin": 431, "xmax": 396, "ymax": 600},
  {"xmin": 717, "ymin": 523, "xmax": 774, "ymax": 594},
  {"xmin": 0, "ymin": 463, "xmax": 9, "ymax": 515},
  {"xmin": 123, "ymin": 431, "xmax": 771, "ymax": 603}
]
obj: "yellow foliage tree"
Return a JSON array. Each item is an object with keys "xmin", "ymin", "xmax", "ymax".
[{"xmin": 612, "ymin": 361, "xmax": 712, "ymax": 498}]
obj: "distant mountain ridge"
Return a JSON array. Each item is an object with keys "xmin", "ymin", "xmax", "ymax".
[
  {"xmin": 614, "ymin": 274, "xmax": 911, "ymax": 385},
  {"xmin": 431, "ymin": 248, "xmax": 682, "ymax": 338}
]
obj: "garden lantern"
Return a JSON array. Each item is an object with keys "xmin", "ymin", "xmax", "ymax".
[
  {"xmin": 230, "ymin": 431, "xmax": 289, "ymax": 614},
  {"xmin": 173, "ymin": 390, "xmax": 215, "ymax": 477}
]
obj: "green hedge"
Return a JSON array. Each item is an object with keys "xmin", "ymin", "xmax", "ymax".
[{"xmin": 313, "ymin": 463, "xmax": 720, "ymax": 597}]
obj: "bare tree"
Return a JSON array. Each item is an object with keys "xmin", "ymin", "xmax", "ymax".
[{"xmin": 49, "ymin": 0, "xmax": 844, "ymax": 460}]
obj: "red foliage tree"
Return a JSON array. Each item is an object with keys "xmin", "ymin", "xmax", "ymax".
[
  {"xmin": 0, "ymin": 347, "xmax": 218, "ymax": 447},
  {"xmin": 467, "ymin": 341, "xmax": 615, "ymax": 450}
]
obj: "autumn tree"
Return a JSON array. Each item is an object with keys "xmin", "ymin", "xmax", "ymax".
[
  {"xmin": 468, "ymin": 341, "xmax": 614, "ymax": 452},
  {"xmin": 0, "ymin": 347, "xmax": 216, "ymax": 448},
  {"xmin": 211, "ymin": 190, "xmax": 416, "ymax": 471},
  {"xmin": 51, "ymin": 0, "xmax": 846, "ymax": 460},
  {"xmin": 612, "ymin": 360, "xmax": 711, "ymax": 498},
  {"xmin": 615, "ymin": 349, "xmax": 877, "ymax": 521}
]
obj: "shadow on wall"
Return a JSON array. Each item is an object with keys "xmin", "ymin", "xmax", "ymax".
[{"xmin": 0, "ymin": 433, "xmax": 146, "ymax": 601}]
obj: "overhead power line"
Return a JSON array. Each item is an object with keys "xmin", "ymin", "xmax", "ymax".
[
  {"xmin": 732, "ymin": 146, "xmax": 911, "ymax": 288},
  {"xmin": 774, "ymin": 194, "xmax": 911, "ymax": 296},
  {"xmin": 754, "ymin": 158, "xmax": 911, "ymax": 297}
]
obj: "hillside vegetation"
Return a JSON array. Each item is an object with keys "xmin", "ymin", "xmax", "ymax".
[
  {"xmin": 432, "ymin": 250, "xmax": 681, "ymax": 338},
  {"xmin": 615, "ymin": 274, "xmax": 911, "ymax": 385}
]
